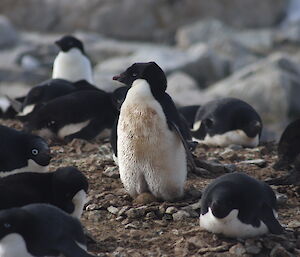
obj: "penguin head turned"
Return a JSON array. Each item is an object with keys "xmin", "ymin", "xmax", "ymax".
[
  {"xmin": 208, "ymin": 185, "xmax": 239, "ymax": 219},
  {"xmin": 0, "ymin": 208, "xmax": 31, "ymax": 239},
  {"xmin": 51, "ymin": 167, "xmax": 88, "ymax": 216},
  {"xmin": 55, "ymin": 35, "xmax": 85, "ymax": 54},
  {"xmin": 25, "ymin": 135, "xmax": 51, "ymax": 167},
  {"xmin": 113, "ymin": 62, "xmax": 167, "ymax": 96}
]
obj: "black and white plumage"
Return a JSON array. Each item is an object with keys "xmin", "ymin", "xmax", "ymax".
[
  {"xmin": 112, "ymin": 62, "xmax": 191, "ymax": 201},
  {"xmin": 178, "ymin": 105, "xmax": 201, "ymax": 129},
  {"xmin": 53, "ymin": 35, "xmax": 94, "ymax": 84},
  {"xmin": 18, "ymin": 79, "xmax": 99, "ymax": 119},
  {"xmin": 25, "ymin": 90, "xmax": 117, "ymax": 142},
  {"xmin": 0, "ymin": 125, "xmax": 51, "ymax": 177},
  {"xmin": 0, "ymin": 166, "xmax": 88, "ymax": 218},
  {"xmin": 191, "ymin": 98, "xmax": 262, "ymax": 147},
  {"xmin": 0, "ymin": 203, "xmax": 96, "ymax": 257},
  {"xmin": 200, "ymin": 172, "xmax": 284, "ymax": 238}
]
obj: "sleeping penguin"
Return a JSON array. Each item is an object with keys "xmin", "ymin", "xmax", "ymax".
[
  {"xmin": 53, "ymin": 35, "xmax": 94, "ymax": 84},
  {"xmin": 25, "ymin": 90, "xmax": 117, "ymax": 142},
  {"xmin": 0, "ymin": 125, "xmax": 51, "ymax": 177},
  {"xmin": 18, "ymin": 79, "xmax": 99, "ymax": 119},
  {"xmin": 0, "ymin": 203, "xmax": 97, "ymax": 257},
  {"xmin": 0, "ymin": 166, "xmax": 88, "ymax": 218},
  {"xmin": 191, "ymin": 98, "xmax": 262, "ymax": 147},
  {"xmin": 112, "ymin": 62, "xmax": 191, "ymax": 201},
  {"xmin": 200, "ymin": 172, "xmax": 284, "ymax": 238}
]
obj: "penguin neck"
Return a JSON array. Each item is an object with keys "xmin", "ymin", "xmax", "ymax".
[
  {"xmin": 127, "ymin": 79, "xmax": 155, "ymax": 102},
  {"xmin": 55, "ymin": 48, "xmax": 86, "ymax": 62}
]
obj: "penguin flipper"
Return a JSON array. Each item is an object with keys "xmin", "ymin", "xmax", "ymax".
[
  {"xmin": 58, "ymin": 239, "xmax": 97, "ymax": 257},
  {"xmin": 259, "ymin": 203, "xmax": 284, "ymax": 235}
]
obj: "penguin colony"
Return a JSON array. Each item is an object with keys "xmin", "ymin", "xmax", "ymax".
[{"xmin": 0, "ymin": 34, "xmax": 298, "ymax": 256}]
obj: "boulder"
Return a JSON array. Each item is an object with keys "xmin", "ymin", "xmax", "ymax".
[
  {"xmin": 0, "ymin": 15, "xmax": 19, "ymax": 49},
  {"xmin": 204, "ymin": 53, "xmax": 300, "ymax": 125}
]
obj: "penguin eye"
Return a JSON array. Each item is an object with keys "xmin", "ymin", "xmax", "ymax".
[
  {"xmin": 132, "ymin": 73, "xmax": 137, "ymax": 77},
  {"xmin": 47, "ymin": 120, "xmax": 55, "ymax": 127},
  {"xmin": 32, "ymin": 149, "xmax": 39, "ymax": 155},
  {"xmin": 3, "ymin": 223, "xmax": 11, "ymax": 229}
]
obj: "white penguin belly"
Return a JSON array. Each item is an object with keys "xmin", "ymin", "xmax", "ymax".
[
  {"xmin": 0, "ymin": 233, "xmax": 34, "ymax": 257},
  {"xmin": 0, "ymin": 160, "xmax": 49, "ymax": 178},
  {"xmin": 193, "ymin": 130, "xmax": 259, "ymax": 148},
  {"xmin": 200, "ymin": 208, "xmax": 268, "ymax": 238},
  {"xmin": 117, "ymin": 80, "xmax": 187, "ymax": 201},
  {"xmin": 52, "ymin": 49, "xmax": 94, "ymax": 84}
]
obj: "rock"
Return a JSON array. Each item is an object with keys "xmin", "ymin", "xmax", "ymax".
[
  {"xmin": 107, "ymin": 206, "xmax": 119, "ymax": 215},
  {"xmin": 0, "ymin": 0, "xmax": 287, "ymax": 42},
  {"xmin": 125, "ymin": 207, "xmax": 146, "ymax": 219},
  {"xmin": 275, "ymin": 192, "xmax": 288, "ymax": 205},
  {"xmin": 228, "ymin": 144, "xmax": 243, "ymax": 150},
  {"xmin": 103, "ymin": 166, "xmax": 119, "ymax": 179},
  {"xmin": 245, "ymin": 245, "xmax": 261, "ymax": 255},
  {"xmin": 270, "ymin": 245, "xmax": 294, "ymax": 257},
  {"xmin": 132, "ymin": 193, "xmax": 157, "ymax": 205},
  {"xmin": 176, "ymin": 19, "xmax": 234, "ymax": 48},
  {"xmin": 204, "ymin": 53, "xmax": 300, "ymax": 126},
  {"xmin": 165, "ymin": 207, "xmax": 178, "ymax": 215},
  {"xmin": 239, "ymin": 159, "xmax": 267, "ymax": 167},
  {"xmin": 167, "ymin": 72, "xmax": 203, "ymax": 106},
  {"xmin": 172, "ymin": 210, "xmax": 190, "ymax": 221},
  {"xmin": 229, "ymin": 243, "xmax": 246, "ymax": 256},
  {"xmin": 287, "ymin": 220, "xmax": 300, "ymax": 228},
  {"xmin": 0, "ymin": 15, "xmax": 19, "ymax": 48},
  {"xmin": 189, "ymin": 200, "xmax": 202, "ymax": 211},
  {"xmin": 181, "ymin": 206, "xmax": 199, "ymax": 218}
]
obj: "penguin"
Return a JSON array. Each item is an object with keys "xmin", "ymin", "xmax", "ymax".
[
  {"xmin": 200, "ymin": 172, "xmax": 284, "ymax": 238},
  {"xmin": 191, "ymin": 98, "xmax": 262, "ymax": 147},
  {"xmin": 0, "ymin": 96, "xmax": 25, "ymax": 120},
  {"xmin": 112, "ymin": 62, "xmax": 191, "ymax": 201},
  {"xmin": 0, "ymin": 166, "xmax": 88, "ymax": 218},
  {"xmin": 273, "ymin": 119, "xmax": 300, "ymax": 170},
  {"xmin": 18, "ymin": 79, "xmax": 100, "ymax": 119},
  {"xmin": 0, "ymin": 203, "xmax": 97, "ymax": 257},
  {"xmin": 24, "ymin": 90, "xmax": 117, "ymax": 142},
  {"xmin": 53, "ymin": 35, "xmax": 94, "ymax": 84},
  {"xmin": 0, "ymin": 125, "xmax": 51, "ymax": 177},
  {"xmin": 178, "ymin": 105, "xmax": 201, "ymax": 129}
]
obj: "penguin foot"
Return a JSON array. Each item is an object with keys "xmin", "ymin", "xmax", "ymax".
[{"xmin": 266, "ymin": 169, "xmax": 300, "ymax": 186}]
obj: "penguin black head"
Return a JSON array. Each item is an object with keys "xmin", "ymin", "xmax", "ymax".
[
  {"xmin": 26, "ymin": 136, "xmax": 51, "ymax": 167},
  {"xmin": 51, "ymin": 167, "xmax": 88, "ymax": 215},
  {"xmin": 208, "ymin": 185, "xmax": 238, "ymax": 219},
  {"xmin": 0, "ymin": 208, "xmax": 30, "ymax": 240},
  {"xmin": 113, "ymin": 62, "xmax": 167, "ymax": 95},
  {"xmin": 55, "ymin": 35, "xmax": 84, "ymax": 54}
]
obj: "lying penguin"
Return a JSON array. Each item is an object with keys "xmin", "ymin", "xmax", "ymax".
[
  {"xmin": 112, "ymin": 62, "xmax": 191, "ymax": 201},
  {"xmin": 191, "ymin": 98, "xmax": 262, "ymax": 147},
  {"xmin": 0, "ymin": 166, "xmax": 88, "ymax": 218},
  {"xmin": 178, "ymin": 105, "xmax": 201, "ymax": 129},
  {"xmin": 0, "ymin": 125, "xmax": 51, "ymax": 177},
  {"xmin": 200, "ymin": 172, "xmax": 284, "ymax": 238},
  {"xmin": 53, "ymin": 35, "xmax": 94, "ymax": 84},
  {"xmin": 0, "ymin": 203, "xmax": 97, "ymax": 257},
  {"xmin": 24, "ymin": 90, "xmax": 117, "ymax": 142}
]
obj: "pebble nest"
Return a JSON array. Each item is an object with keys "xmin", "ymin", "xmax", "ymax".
[{"xmin": 1, "ymin": 119, "xmax": 300, "ymax": 257}]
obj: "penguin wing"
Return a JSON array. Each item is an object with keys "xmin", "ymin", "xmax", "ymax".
[
  {"xmin": 259, "ymin": 203, "xmax": 284, "ymax": 234},
  {"xmin": 57, "ymin": 238, "xmax": 97, "ymax": 257}
]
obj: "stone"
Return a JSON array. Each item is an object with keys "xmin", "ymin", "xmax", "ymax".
[
  {"xmin": 270, "ymin": 245, "xmax": 294, "ymax": 257},
  {"xmin": 167, "ymin": 72, "xmax": 202, "ymax": 106},
  {"xmin": 107, "ymin": 206, "xmax": 119, "ymax": 215},
  {"xmin": 165, "ymin": 207, "xmax": 178, "ymax": 215},
  {"xmin": 229, "ymin": 243, "xmax": 246, "ymax": 256},
  {"xmin": 239, "ymin": 159, "xmax": 267, "ymax": 167},
  {"xmin": 287, "ymin": 220, "xmax": 300, "ymax": 228},
  {"xmin": 172, "ymin": 210, "xmax": 190, "ymax": 221},
  {"xmin": 125, "ymin": 207, "xmax": 146, "ymax": 219},
  {"xmin": 103, "ymin": 166, "xmax": 119, "ymax": 179},
  {"xmin": 275, "ymin": 192, "xmax": 288, "ymax": 205},
  {"xmin": 204, "ymin": 53, "xmax": 300, "ymax": 127}
]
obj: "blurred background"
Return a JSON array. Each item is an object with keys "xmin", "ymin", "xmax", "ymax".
[{"xmin": 0, "ymin": 0, "xmax": 300, "ymax": 140}]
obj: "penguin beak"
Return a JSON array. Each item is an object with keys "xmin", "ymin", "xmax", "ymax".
[
  {"xmin": 55, "ymin": 39, "xmax": 62, "ymax": 47},
  {"xmin": 36, "ymin": 150, "xmax": 52, "ymax": 166},
  {"xmin": 112, "ymin": 75, "xmax": 121, "ymax": 81}
]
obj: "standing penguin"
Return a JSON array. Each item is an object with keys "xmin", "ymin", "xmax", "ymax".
[
  {"xmin": 0, "ymin": 203, "xmax": 97, "ymax": 257},
  {"xmin": 191, "ymin": 98, "xmax": 262, "ymax": 147},
  {"xmin": 200, "ymin": 172, "xmax": 283, "ymax": 238},
  {"xmin": 53, "ymin": 35, "xmax": 94, "ymax": 84},
  {"xmin": 112, "ymin": 62, "xmax": 188, "ymax": 201},
  {"xmin": 0, "ymin": 125, "xmax": 51, "ymax": 177}
]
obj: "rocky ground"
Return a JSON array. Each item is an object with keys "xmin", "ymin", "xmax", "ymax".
[{"xmin": 2, "ymin": 119, "xmax": 300, "ymax": 257}]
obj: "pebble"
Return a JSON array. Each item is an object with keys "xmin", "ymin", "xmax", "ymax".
[
  {"xmin": 228, "ymin": 144, "xmax": 243, "ymax": 150},
  {"xmin": 239, "ymin": 159, "xmax": 267, "ymax": 167},
  {"xmin": 118, "ymin": 206, "xmax": 130, "ymax": 216},
  {"xmin": 103, "ymin": 166, "xmax": 119, "ymax": 178},
  {"xmin": 85, "ymin": 203, "xmax": 98, "ymax": 211},
  {"xmin": 229, "ymin": 243, "xmax": 246, "ymax": 256},
  {"xmin": 172, "ymin": 210, "xmax": 190, "ymax": 221},
  {"xmin": 245, "ymin": 245, "xmax": 261, "ymax": 254},
  {"xmin": 189, "ymin": 200, "xmax": 202, "ymax": 210},
  {"xmin": 275, "ymin": 192, "xmax": 288, "ymax": 205},
  {"xmin": 107, "ymin": 206, "xmax": 119, "ymax": 215},
  {"xmin": 125, "ymin": 207, "xmax": 146, "ymax": 219},
  {"xmin": 181, "ymin": 206, "xmax": 199, "ymax": 218},
  {"xmin": 287, "ymin": 220, "xmax": 300, "ymax": 228},
  {"xmin": 270, "ymin": 245, "xmax": 294, "ymax": 257},
  {"xmin": 165, "ymin": 207, "xmax": 178, "ymax": 214}
]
